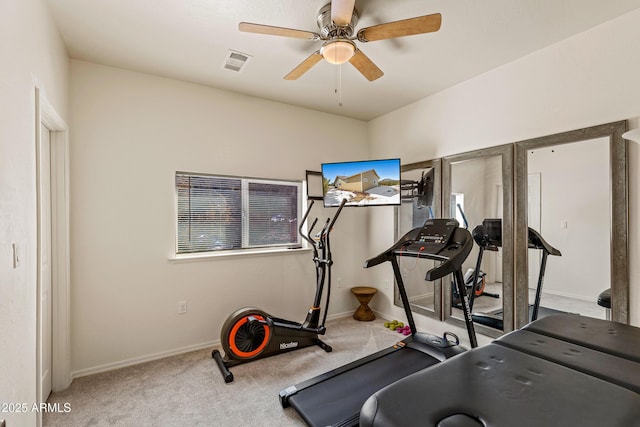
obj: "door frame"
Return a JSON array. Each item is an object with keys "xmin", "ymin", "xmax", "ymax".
[{"xmin": 35, "ymin": 87, "xmax": 71, "ymax": 406}]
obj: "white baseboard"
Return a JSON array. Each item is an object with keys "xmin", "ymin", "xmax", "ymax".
[
  {"xmin": 72, "ymin": 311, "xmax": 358, "ymax": 379},
  {"xmin": 72, "ymin": 340, "xmax": 218, "ymax": 379},
  {"xmin": 326, "ymin": 311, "xmax": 357, "ymax": 321},
  {"xmin": 530, "ymin": 288, "xmax": 596, "ymax": 302},
  {"xmin": 372, "ymin": 310, "xmax": 394, "ymax": 321},
  {"xmin": 409, "ymin": 293, "xmax": 434, "ymax": 301}
]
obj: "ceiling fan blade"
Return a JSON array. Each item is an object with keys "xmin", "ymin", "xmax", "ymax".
[
  {"xmin": 284, "ymin": 51, "xmax": 324, "ymax": 80},
  {"xmin": 357, "ymin": 13, "xmax": 442, "ymax": 42},
  {"xmin": 239, "ymin": 22, "xmax": 319, "ymax": 40},
  {"xmin": 349, "ymin": 49, "xmax": 384, "ymax": 81},
  {"xmin": 331, "ymin": 0, "xmax": 356, "ymax": 26}
]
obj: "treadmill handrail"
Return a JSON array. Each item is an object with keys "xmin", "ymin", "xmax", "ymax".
[
  {"xmin": 472, "ymin": 219, "xmax": 561, "ymax": 256},
  {"xmin": 527, "ymin": 227, "xmax": 561, "ymax": 256},
  {"xmin": 362, "ymin": 227, "xmax": 421, "ymax": 269},
  {"xmin": 363, "ymin": 226, "xmax": 474, "ymax": 282},
  {"xmin": 425, "ymin": 229, "xmax": 473, "ymax": 281}
]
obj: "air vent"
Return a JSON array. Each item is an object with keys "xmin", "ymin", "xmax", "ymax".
[{"xmin": 224, "ymin": 50, "xmax": 252, "ymax": 72}]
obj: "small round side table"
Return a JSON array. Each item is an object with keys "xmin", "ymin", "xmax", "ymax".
[{"xmin": 351, "ymin": 286, "xmax": 378, "ymax": 321}]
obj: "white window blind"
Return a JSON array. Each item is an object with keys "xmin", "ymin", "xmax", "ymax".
[{"xmin": 176, "ymin": 172, "xmax": 301, "ymax": 254}]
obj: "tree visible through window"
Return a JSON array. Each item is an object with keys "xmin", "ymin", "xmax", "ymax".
[{"xmin": 176, "ymin": 173, "xmax": 301, "ymax": 254}]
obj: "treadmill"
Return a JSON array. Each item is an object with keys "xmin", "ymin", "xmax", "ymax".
[
  {"xmin": 279, "ymin": 218, "xmax": 478, "ymax": 427},
  {"xmin": 469, "ymin": 219, "xmax": 562, "ymax": 329}
]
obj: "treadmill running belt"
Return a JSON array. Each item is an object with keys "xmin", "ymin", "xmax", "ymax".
[{"xmin": 288, "ymin": 347, "xmax": 438, "ymax": 427}]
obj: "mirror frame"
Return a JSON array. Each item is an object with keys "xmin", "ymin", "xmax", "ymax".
[
  {"xmin": 394, "ymin": 158, "xmax": 442, "ymax": 320},
  {"xmin": 442, "ymin": 144, "xmax": 515, "ymax": 337},
  {"xmin": 514, "ymin": 120, "xmax": 629, "ymax": 326}
]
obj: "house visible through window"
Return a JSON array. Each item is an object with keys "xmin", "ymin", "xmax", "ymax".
[{"xmin": 176, "ymin": 172, "xmax": 301, "ymax": 254}]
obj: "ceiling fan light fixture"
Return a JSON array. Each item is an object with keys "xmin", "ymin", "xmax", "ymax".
[{"xmin": 321, "ymin": 40, "xmax": 355, "ymax": 64}]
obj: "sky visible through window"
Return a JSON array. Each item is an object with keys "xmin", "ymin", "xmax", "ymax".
[{"xmin": 322, "ymin": 158, "xmax": 400, "ymax": 182}]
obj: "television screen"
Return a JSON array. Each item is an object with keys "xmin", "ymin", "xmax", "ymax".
[{"xmin": 321, "ymin": 158, "xmax": 401, "ymax": 207}]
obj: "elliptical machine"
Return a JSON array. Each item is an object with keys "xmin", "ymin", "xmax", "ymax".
[{"xmin": 212, "ymin": 199, "xmax": 346, "ymax": 383}]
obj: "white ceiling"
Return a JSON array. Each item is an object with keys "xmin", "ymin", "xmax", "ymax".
[{"xmin": 46, "ymin": 0, "xmax": 640, "ymax": 121}]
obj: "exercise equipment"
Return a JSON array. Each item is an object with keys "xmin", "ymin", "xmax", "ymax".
[
  {"xmin": 360, "ymin": 314, "xmax": 640, "ymax": 427},
  {"xmin": 468, "ymin": 219, "xmax": 561, "ymax": 329},
  {"xmin": 212, "ymin": 198, "xmax": 346, "ymax": 383},
  {"xmin": 452, "ymin": 267, "xmax": 492, "ymax": 306},
  {"xmin": 597, "ymin": 288, "xmax": 611, "ymax": 320},
  {"xmin": 451, "ymin": 205, "xmax": 499, "ymax": 305},
  {"xmin": 279, "ymin": 218, "xmax": 478, "ymax": 427}
]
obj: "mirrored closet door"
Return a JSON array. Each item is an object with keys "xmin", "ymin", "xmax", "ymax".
[
  {"xmin": 395, "ymin": 159, "xmax": 442, "ymax": 319},
  {"xmin": 442, "ymin": 145, "xmax": 514, "ymax": 337},
  {"xmin": 514, "ymin": 121, "xmax": 629, "ymax": 326}
]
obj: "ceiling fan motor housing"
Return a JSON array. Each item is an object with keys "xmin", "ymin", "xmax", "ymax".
[{"xmin": 317, "ymin": 3, "xmax": 358, "ymax": 39}]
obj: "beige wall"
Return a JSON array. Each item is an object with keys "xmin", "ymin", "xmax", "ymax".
[
  {"xmin": 366, "ymin": 8, "xmax": 640, "ymax": 344},
  {"xmin": 68, "ymin": 60, "xmax": 369, "ymax": 375},
  {"xmin": 4, "ymin": 0, "xmax": 640, "ymax": 401},
  {"xmin": 0, "ymin": 0, "xmax": 69, "ymax": 425}
]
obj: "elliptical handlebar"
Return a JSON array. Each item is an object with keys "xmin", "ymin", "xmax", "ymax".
[
  {"xmin": 299, "ymin": 200, "xmax": 317, "ymax": 247},
  {"xmin": 299, "ymin": 198, "xmax": 348, "ymax": 248},
  {"xmin": 306, "ymin": 218, "xmax": 318, "ymax": 243},
  {"xmin": 318, "ymin": 198, "xmax": 346, "ymax": 327},
  {"xmin": 320, "ymin": 198, "xmax": 346, "ymax": 258},
  {"xmin": 327, "ymin": 198, "xmax": 347, "ymax": 233},
  {"xmin": 319, "ymin": 218, "xmax": 331, "ymax": 245}
]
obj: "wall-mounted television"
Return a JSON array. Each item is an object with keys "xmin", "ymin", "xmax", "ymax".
[{"xmin": 321, "ymin": 158, "xmax": 401, "ymax": 207}]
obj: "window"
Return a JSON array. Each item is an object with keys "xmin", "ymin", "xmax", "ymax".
[
  {"xmin": 450, "ymin": 193, "xmax": 465, "ymax": 227},
  {"xmin": 176, "ymin": 172, "xmax": 302, "ymax": 254}
]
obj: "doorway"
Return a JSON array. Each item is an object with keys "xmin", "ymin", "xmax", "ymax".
[
  {"xmin": 35, "ymin": 87, "xmax": 71, "ymax": 418},
  {"xmin": 38, "ymin": 122, "xmax": 53, "ymax": 401}
]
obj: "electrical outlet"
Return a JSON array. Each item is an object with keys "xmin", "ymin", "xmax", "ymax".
[
  {"xmin": 178, "ymin": 301, "xmax": 187, "ymax": 314},
  {"xmin": 337, "ymin": 278, "xmax": 343, "ymax": 288},
  {"xmin": 385, "ymin": 279, "xmax": 391, "ymax": 289}
]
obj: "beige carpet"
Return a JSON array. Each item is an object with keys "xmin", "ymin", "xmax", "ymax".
[{"xmin": 44, "ymin": 316, "xmax": 403, "ymax": 427}]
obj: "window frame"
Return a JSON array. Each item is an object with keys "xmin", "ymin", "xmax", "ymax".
[{"xmin": 174, "ymin": 171, "xmax": 304, "ymax": 258}]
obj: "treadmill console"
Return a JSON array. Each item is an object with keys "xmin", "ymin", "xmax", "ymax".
[
  {"xmin": 408, "ymin": 219, "xmax": 459, "ymax": 254},
  {"xmin": 363, "ymin": 218, "xmax": 469, "ymax": 271}
]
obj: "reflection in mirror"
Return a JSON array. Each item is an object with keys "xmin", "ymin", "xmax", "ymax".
[
  {"xmin": 443, "ymin": 145, "xmax": 514, "ymax": 337},
  {"xmin": 527, "ymin": 139, "xmax": 609, "ymax": 319},
  {"xmin": 450, "ymin": 157, "xmax": 503, "ymax": 323},
  {"xmin": 395, "ymin": 159, "xmax": 441, "ymax": 319},
  {"xmin": 515, "ymin": 121, "xmax": 629, "ymax": 326}
]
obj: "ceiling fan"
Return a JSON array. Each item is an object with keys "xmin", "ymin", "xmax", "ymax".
[{"xmin": 239, "ymin": 0, "xmax": 442, "ymax": 81}]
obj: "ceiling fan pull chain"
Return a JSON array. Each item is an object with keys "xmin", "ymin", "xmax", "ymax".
[{"xmin": 336, "ymin": 63, "xmax": 343, "ymax": 107}]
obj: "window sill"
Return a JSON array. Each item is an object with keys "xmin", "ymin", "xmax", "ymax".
[{"xmin": 169, "ymin": 246, "xmax": 311, "ymax": 263}]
